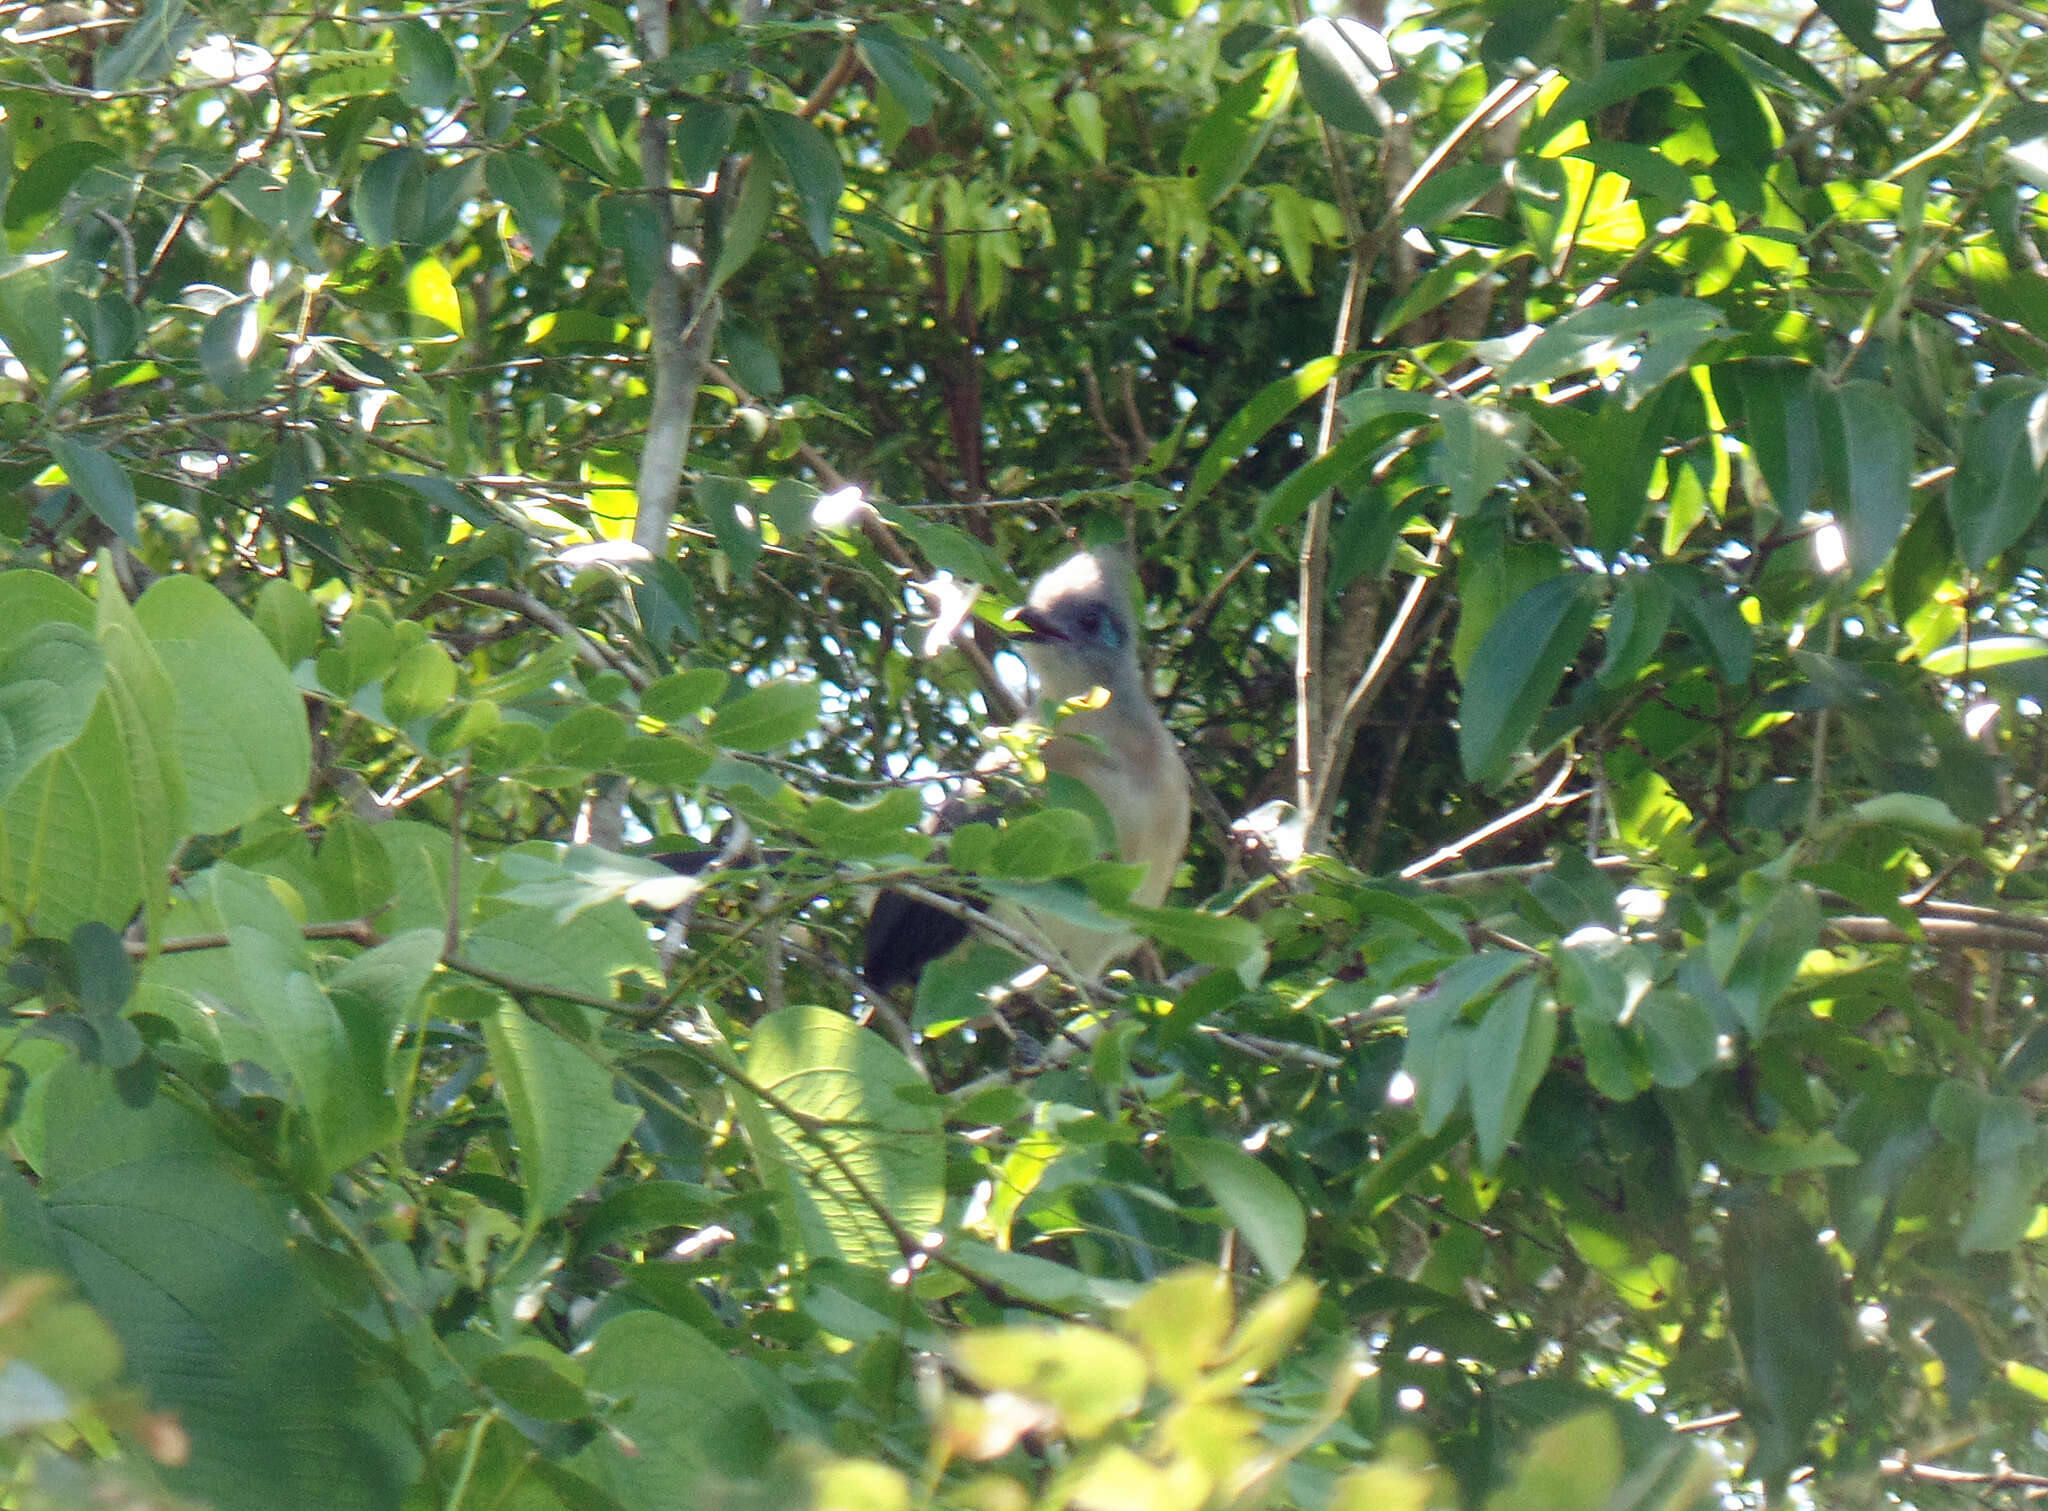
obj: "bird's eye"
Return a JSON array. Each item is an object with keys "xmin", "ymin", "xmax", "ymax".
[{"xmin": 1078, "ymin": 609, "xmax": 1102, "ymax": 636}]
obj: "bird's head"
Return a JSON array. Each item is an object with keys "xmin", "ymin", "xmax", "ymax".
[{"xmin": 1011, "ymin": 549, "xmax": 1146, "ymax": 708}]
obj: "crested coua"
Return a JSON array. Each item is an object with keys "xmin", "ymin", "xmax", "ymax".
[{"xmin": 863, "ymin": 548, "xmax": 1190, "ymax": 993}]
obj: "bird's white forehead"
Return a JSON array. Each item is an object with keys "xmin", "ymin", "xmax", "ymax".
[{"xmin": 1029, "ymin": 551, "xmax": 1113, "ymax": 609}]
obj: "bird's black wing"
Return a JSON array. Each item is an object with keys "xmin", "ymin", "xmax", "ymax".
[
  {"xmin": 863, "ymin": 796, "xmax": 1001, "ymax": 994},
  {"xmin": 862, "ymin": 888, "xmax": 974, "ymax": 993}
]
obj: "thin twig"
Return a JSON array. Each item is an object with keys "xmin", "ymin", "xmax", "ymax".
[{"xmin": 1400, "ymin": 756, "xmax": 1583, "ymax": 879}]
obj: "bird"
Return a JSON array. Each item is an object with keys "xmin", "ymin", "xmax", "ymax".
[{"xmin": 863, "ymin": 547, "xmax": 1190, "ymax": 994}]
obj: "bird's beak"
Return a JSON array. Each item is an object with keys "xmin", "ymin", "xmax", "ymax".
[{"xmin": 1011, "ymin": 606, "xmax": 1066, "ymax": 642}]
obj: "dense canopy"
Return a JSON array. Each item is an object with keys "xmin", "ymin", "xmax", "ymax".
[{"xmin": 4, "ymin": 0, "xmax": 2048, "ymax": 1507}]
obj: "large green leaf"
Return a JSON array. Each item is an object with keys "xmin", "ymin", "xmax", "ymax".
[
  {"xmin": 1181, "ymin": 51, "xmax": 1297, "ymax": 207},
  {"xmin": 1818, "ymin": 380, "xmax": 1914, "ymax": 584},
  {"xmin": 1186, "ymin": 353, "xmax": 1365, "ymax": 508},
  {"xmin": 952, "ymin": 1325, "xmax": 1149, "ymax": 1438},
  {"xmin": 707, "ymin": 677, "xmax": 822, "ymax": 750},
  {"xmin": 1956, "ymin": 1093, "xmax": 2044, "ymax": 1253},
  {"xmin": 140, "ymin": 864, "xmax": 398, "ymax": 1178},
  {"xmin": 1721, "ymin": 1190, "xmax": 1847, "ymax": 1486},
  {"xmin": 484, "ymin": 1001, "xmax": 645, "ymax": 1230},
  {"xmin": 857, "ymin": 23, "xmax": 936, "ymax": 126},
  {"xmin": 0, "ymin": 601, "xmax": 102, "ymax": 809},
  {"xmin": 1727, "ymin": 360, "xmax": 1823, "ymax": 519},
  {"xmin": 1947, "ymin": 388, "xmax": 2048, "ymax": 570},
  {"xmin": 1293, "ymin": 15, "xmax": 1390, "ymax": 136},
  {"xmin": 1172, "ymin": 1136, "xmax": 1306, "ymax": 1278},
  {"xmin": 48, "ymin": 436, "xmax": 139, "ymax": 545},
  {"xmin": 4, "ymin": 1063, "xmax": 411, "ymax": 1511},
  {"xmin": 133, "ymin": 574, "xmax": 311, "ymax": 835},
  {"xmin": 738, "ymin": 1006, "xmax": 943, "ymax": 1270},
  {"xmin": 0, "ymin": 573, "xmax": 185, "ymax": 935},
  {"xmin": 1457, "ymin": 573, "xmax": 1601, "ymax": 784},
  {"xmin": 571, "ymin": 1311, "xmax": 775, "ymax": 1502},
  {"xmin": 486, "ymin": 149, "xmax": 566, "ymax": 262},
  {"xmin": 1466, "ymin": 974, "xmax": 1557, "ymax": 1170},
  {"xmin": 754, "ymin": 108, "xmax": 843, "ymax": 254}
]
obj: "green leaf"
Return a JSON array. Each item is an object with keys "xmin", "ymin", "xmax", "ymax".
[
  {"xmin": 1457, "ymin": 573, "xmax": 1600, "ymax": 784},
  {"xmin": 799, "ymin": 788, "xmax": 928, "ymax": 860},
  {"xmin": 1063, "ymin": 88, "xmax": 1107, "ymax": 163},
  {"xmin": 1728, "ymin": 360, "xmax": 1822, "ymax": 518},
  {"xmin": 1112, "ymin": 902, "xmax": 1268, "ymax": 986},
  {"xmin": 1597, "ymin": 572, "xmax": 1673, "ymax": 687},
  {"xmin": 642, "ymin": 667, "xmax": 729, "ymax": 723},
  {"xmin": 1186, "ymin": 353, "xmax": 1362, "ymax": 508},
  {"xmin": 754, "ymin": 108, "xmax": 843, "ymax": 255},
  {"xmin": 1258, "ymin": 394, "xmax": 1432, "ymax": 531},
  {"xmin": 951, "ymin": 1325, "xmax": 1147, "ymax": 1438},
  {"xmin": 708, "ymin": 679, "xmax": 821, "ymax": 751},
  {"xmin": 394, "ymin": 18, "xmax": 457, "ymax": 111},
  {"xmin": 857, "ymin": 25, "xmax": 934, "ymax": 126},
  {"xmin": 1638, "ymin": 989, "xmax": 1721, "ymax": 1088},
  {"xmin": 1466, "ymin": 975, "xmax": 1557, "ymax": 1170},
  {"xmin": 1818, "ymin": 380, "xmax": 1914, "ymax": 584},
  {"xmin": 0, "ymin": 607, "xmax": 102, "ymax": 809},
  {"xmin": 145, "ymin": 866, "xmax": 394, "ymax": 1176},
  {"xmin": 1713, "ymin": 880, "xmax": 1820, "ymax": 1035},
  {"xmin": 1817, "ymin": 0, "xmax": 1883, "ymax": 59},
  {"xmin": 708, "ymin": 156, "xmax": 774, "ymax": 293},
  {"xmin": 1931, "ymin": 0, "xmax": 1987, "ymax": 57},
  {"xmin": 314, "ymin": 813, "xmax": 398, "ymax": 919},
  {"xmin": 1293, "ymin": 15, "xmax": 1390, "ymax": 136},
  {"xmin": 1663, "ymin": 567, "xmax": 1754, "ymax": 683},
  {"xmin": 197, "ymin": 296, "xmax": 258, "ymax": 396},
  {"xmin": 1120, "ymin": 1268, "xmax": 1234, "ymax": 1389},
  {"xmin": 252, "ymin": 579, "xmax": 321, "ymax": 667},
  {"xmin": 0, "ymin": 269, "xmax": 65, "ymax": 385},
  {"xmin": 737, "ymin": 1006, "xmax": 943, "ymax": 1269},
  {"xmin": 92, "ymin": 0, "xmax": 186, "ymax": 88},
  {"xmin": 1564, "ymin": 141, "xmax": 1698, "ymax": 208},
  {"xmin": 382, "ymin": 639, "xmax": 457, "ymax": 725},
  {"xmin": 1434, "ymin": 396, "xmax": 1526, "ymax": 514},
  {"xmin": 1181, "ymin": 51, "xmax": 1297, "ymax": 207},
  {"xmin": 353, "ymin": 145, "xmax": 428, "ymax": 249},
  {"xmin": 402, "ymin": 256, "xmax": 461, "ymax": 335},
  {"xmin": 1831, "ymin": 792, "xmax": 1982, "ymax": 855},
  {"xmin": 3, "ymin": 139, "xmax": 119, "ymax": 233},
  {"xmin": 1947, "ymin": 388, "xmax": 2048, "ymax": 571},
  {"xmin": 1958, "ymin": 1095, "xmax": 2042, "ymax": 1253},
  {"xmin": 0, "ymin": 572, "xmax": 183, "ymax": 936},
  {"xmin": 1525, "ymin": 50, "xmax": 1691, "ymax": 153},
  {"xmin": 48, "ymin": 436, "xmax": 139, "ymax": 545},
  {"xmin": 1219, "ymin": 1276, "xmax": 1320, "ymax": 1377},
  {"xmin": 1375, "ymin": 248, "xmax": 1507, "ymax": 338},
  {"xmin": 317, "ymin": 609, "xmax": 398, "ymax": 699},
  {"xmin": 133, "ymin": 574, "xmax": 312, "ymax": 835},
  {"xmin": 1400, "ymin": 160, "xmax": 1501, "ymax": 229},
  {"xmin": 1404, "ymin": 952, "xmax": 1526, "ymax": 1134},
  {"xmin": 463, "ymin": 887, "xmax": 659, "ymax": 999},
  {"xmin": 1173, "ymin": 1136, "xmax": 1306, "ymax": 1278},
  {"xmin": 4, "ymin": 1068, "xmax": 410, "ymax": 1510},
  {"xmin": 478, "ymin": 1351, "xmax": 590, "ymax": 1423},
  {"xmin": 677, "ymin": 101, "xmax": 737, "ymax": 183},
  {"xmin": 484, "ymin": 1001, "xmax": 644, "ymax": 1231},
  {"xmin": 1687, "ymin": 45, "xmax": 1775, "ymax": 167},
  {"xmin": 1489, "ymin": 1410, "xmax": 1623, "ymax": 1511},
  {"xmin": 486, "ymin": 150, "xmax": 567, "ymax": 262},
  {"xmin": 1721, "ymin": 1189, "xmax": 1846, "ymax": 1485},
  {"xmin": 571, "ymin": 1311, "xmax": 774, "ymax": 1501},
  {"xmin": 1494, "ymin": 298, "xmax": 1721, "ymax": 398},
  {"xmin": 694, "ymin": 473, "xmax": 764, "ymax": 577}
]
